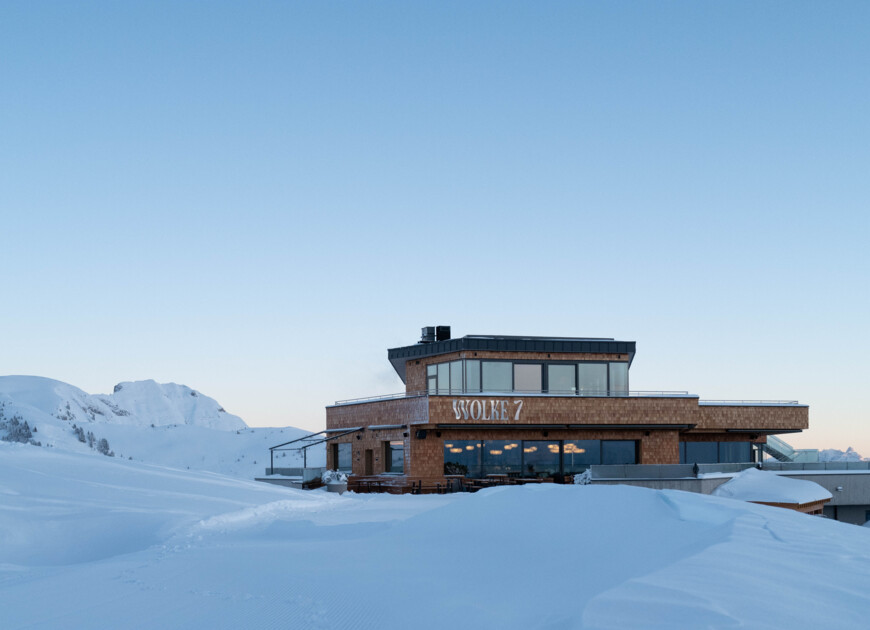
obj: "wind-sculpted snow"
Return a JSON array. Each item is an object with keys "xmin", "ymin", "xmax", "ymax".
[
  {"xmin": 712, "ymin": 467, "xmax": 832, "ymax": 504},
  {"xmin": 2, "ymin": 445, "xmax": 870, "ymax": 629}
]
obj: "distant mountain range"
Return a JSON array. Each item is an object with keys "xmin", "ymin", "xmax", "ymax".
[
  {"xmin": 0, "ymin": 375, "xmax": 323, "ymax": 477},
  {"xmin": 0, "ymin": 375, "xmax": 247, "ymax": 431},
  {"xmin": 818, "ymin": 447, "xmax": 867, "ymax": 462}
]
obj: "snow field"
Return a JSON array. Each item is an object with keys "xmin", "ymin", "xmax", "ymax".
[{"xmin": 3, "ymin": 443, "xmax": 870, "ymax": 629}]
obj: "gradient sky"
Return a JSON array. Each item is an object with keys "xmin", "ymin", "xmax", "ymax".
[{"xmin": 1, "ymin": 2, "xmax": 867, "ymax": 453}]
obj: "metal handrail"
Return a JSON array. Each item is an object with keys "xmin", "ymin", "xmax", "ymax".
[
  {"xmin": 332, "ymin": 391, "xmax": 429, "ymax": 405},
  {"xmin": 333, "ymin": 389, "xmax": 697, "ymax": 405},
  {"xmin": 699, "ymin": 400, "xmax": 801, "ymax": 406}
]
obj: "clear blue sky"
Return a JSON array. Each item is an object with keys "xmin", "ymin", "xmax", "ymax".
[{"xmin": 1, "ymin": 2, "xmax": 867, "ymax": 452}]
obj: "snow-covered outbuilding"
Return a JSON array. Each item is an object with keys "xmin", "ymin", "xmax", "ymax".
[{"xmin": 713, "ymin": 468, "xmax": 832, "ymax": 514}]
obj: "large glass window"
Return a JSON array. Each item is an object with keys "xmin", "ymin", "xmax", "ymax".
[
  {"xmin": 719, "ymin": 442, "xmax": 751, "ymax": 463},
  {"xmin": 449, "ymin": 360, "xmax": 462, "ymax": 394},
  {"xmin": 680, "ymin": 441, "xmax": 752, "ymax": 464},
  {"xmin": 609, "ymin": 362, "xmax": 629, "ymax": 395},
  {"xmin": 443, "ymin": 440, "xmax": 481, "ymax": 477},
  {"xmin": 563, "ymin": 440, "xmax": 602, "ymax": 472},
  {"xmin": 337, "ymin": 443, "xmax": 352, "ymax": 471},
  {"xmin": 482, "ymin": 440, "xmax": 523, "ymax": 475},
  {"xmin": 682, "ymin": 441, "xmax": 718, "ymax": 464},
  {"xmin": 426, "ymin": 358, "xmax": 631, "ymax": 396},
  {"xmin": 465, "ymin": 360, "xmax": 481, "ymax": 393},
  {"xmin": 601, "ymin": 440, "xmax": 637, "ymax": 465},
  {"xmin": 388, "ymin": 440, "xmax": 405, "ymax": 473},
  {"xmin": 443, "ymin": 438, "xmax": 640, "ymax": 478},
  {"xmin": 547, "ymin": 364, "xmax": 576, "ymax": 394},
  {"xmin": 578, "ymin": 363, "xmax": 608, "ymax": 396},
  {"xmin": 427, "ymin": 365, "xmax": 437, "ymax": 394},
  {"xmin": 522, "ymin": 441, "xmax": 561, "ymax": 477},
  {"xmin": 437, "ymin": 363, "xmax": 450, "ymax": 394},
  {"xmin": 513, "ymin": 363, "xmax": 542, "ymax": 393},
  {"xmin": 482, "ymin": 361, "xmax": 512, "ymax": 392}
]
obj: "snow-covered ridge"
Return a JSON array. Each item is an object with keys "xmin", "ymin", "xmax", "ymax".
[
  {"xmin": 0, "ymin": 375, "xmax": 246, "ymax": 431},
  {"xmin": 0, "ymin": 375, "xmax": 323, "ymax": 478}
]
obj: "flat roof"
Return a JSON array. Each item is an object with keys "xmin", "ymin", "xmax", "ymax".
[{"xmin": 388, "ymin": 334, "xmax": 636, "ymax": 382}]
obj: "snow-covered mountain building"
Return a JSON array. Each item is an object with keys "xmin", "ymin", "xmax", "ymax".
[{"xmin": 324, "ymin": 327, "xmax": 808, "ymax": 491}]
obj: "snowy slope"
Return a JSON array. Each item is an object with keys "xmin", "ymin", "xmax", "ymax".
[
  {"xmin": 0, "ymin": 375, "xmax": 323, "ymax": 478},
  {"xmin": 0, "ymin": 375, "xmax": 246, "ymax": 430},
  {"xmin": 107, "ymin": 379, "xmax": 245, "ymax": 430},
  {"xmin": 1, "ymin": 444, "xmax": 870, "ymax": 629}
]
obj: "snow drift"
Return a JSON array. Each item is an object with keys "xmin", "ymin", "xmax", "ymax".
[
  {"xmin": 2, "ymin": 444, "xmax": 870, "ymax": 630},
  {"xmin": 712, "ymin": 467, "xmax": 833, "ymax": 504}
]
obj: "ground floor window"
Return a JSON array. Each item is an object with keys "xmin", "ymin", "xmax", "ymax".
[
  {"xmin": 387, "ymin": 440, "xmax": 405, "ymax": 473},
  {"xmin": 443, "ymin": 439, "xmax": 636, "ymax": 478},
  {"xmin": 443, "ymin": 441, "xmax": 482, "ymax": 476},
  {"xmin": 334, "ymin": 442, "xmax": 352, "ymax": 471},
  {"xmin": 679, "ymin": 441, "xmax": 752, "ymax": 464},
  {"xmin": 602, "ymin": 440, "xmax": 637, "ymax": 465}
]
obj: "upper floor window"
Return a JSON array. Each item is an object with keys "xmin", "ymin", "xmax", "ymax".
[
  {"xmin": 426, "ymin": 358, "xmax": 630, "ymax": 395},
  {"xmin": 578, "ymin": 363, "xmax": 608, "ymax": 395},
  {"xmin": 513, "ymin": 363, "xmax": 542, "ymax": 393},
  {"xmin": 547, "ymin": 364, "xmax": 576, "ymax": 394},
  {"xmin": 482, "ymin": 361, "xmax": 512, "ymax": 392},
  {"xmin": 609, "ymin": 362, "xmax": 628, "ymax": 395}
]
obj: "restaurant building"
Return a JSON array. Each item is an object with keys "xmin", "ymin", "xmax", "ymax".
[{"xmin": 325, "ymin": 327, "xmax": 808, "ymax": 490}]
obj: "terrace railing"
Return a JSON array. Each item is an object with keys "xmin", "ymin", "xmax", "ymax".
[
  {"xmin": 333, "ymin": 389, "xmax": 695, "ymax": 406},
  {"xmin": 333, "ymin": 391, "xmax": 805, "ymax": 407}
]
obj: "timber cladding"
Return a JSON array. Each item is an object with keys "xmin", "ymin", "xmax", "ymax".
[
  {"xmin": 697, "ymin": 405, "xmax": 808, "ymax": 431},
  {"xmin": 324, "ymin": 395, "xmax": 807, "ymax": 476},
  {"xmin": 326, "ymin": 396, "xmax": 428, "ymax": 430},
  {"xmin": 427, "ymin": 394, "xmax": 697, "ymax": 426}
]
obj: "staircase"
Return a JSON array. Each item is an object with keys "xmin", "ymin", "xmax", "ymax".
[{"xmin": 763, "ymin": 435, "xmax": 819, "ymax": 463}]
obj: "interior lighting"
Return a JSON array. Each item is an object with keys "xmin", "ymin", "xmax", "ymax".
[
  {"xmin": 445, "ymin": 444, "xmax": 453, "ymax": 448},
  {"xmin": 490, "ymin": 450, "xmax": 503, "ymax": 455},
  {"xmin": 450, "ymin": 448, "xmax": 463, "ymax": 454},
  {"xmin": 466, "ymin": 445, "xmax": 475, "ymax": 451},
  {"xmin": 524, "ymin": 446, "xmax": 538, "ymax": 453}
]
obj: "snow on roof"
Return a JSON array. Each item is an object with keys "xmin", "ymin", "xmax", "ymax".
[{"xmin": 712, "ymin": 467, "xmax": 832, "ymax": 504}]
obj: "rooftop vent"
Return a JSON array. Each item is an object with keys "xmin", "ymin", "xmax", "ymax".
[
  {"xmin": 420, "ymin": 327, "xmax": 436, "ymax": 344},
  {"xmin": 436, "ymin": 325, "xmax": 451, "ymax": 341}
]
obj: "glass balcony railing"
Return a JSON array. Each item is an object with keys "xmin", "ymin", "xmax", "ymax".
[{"xmin": 332, "ymin": 389, "xmax": 697, "ymax": 406}]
